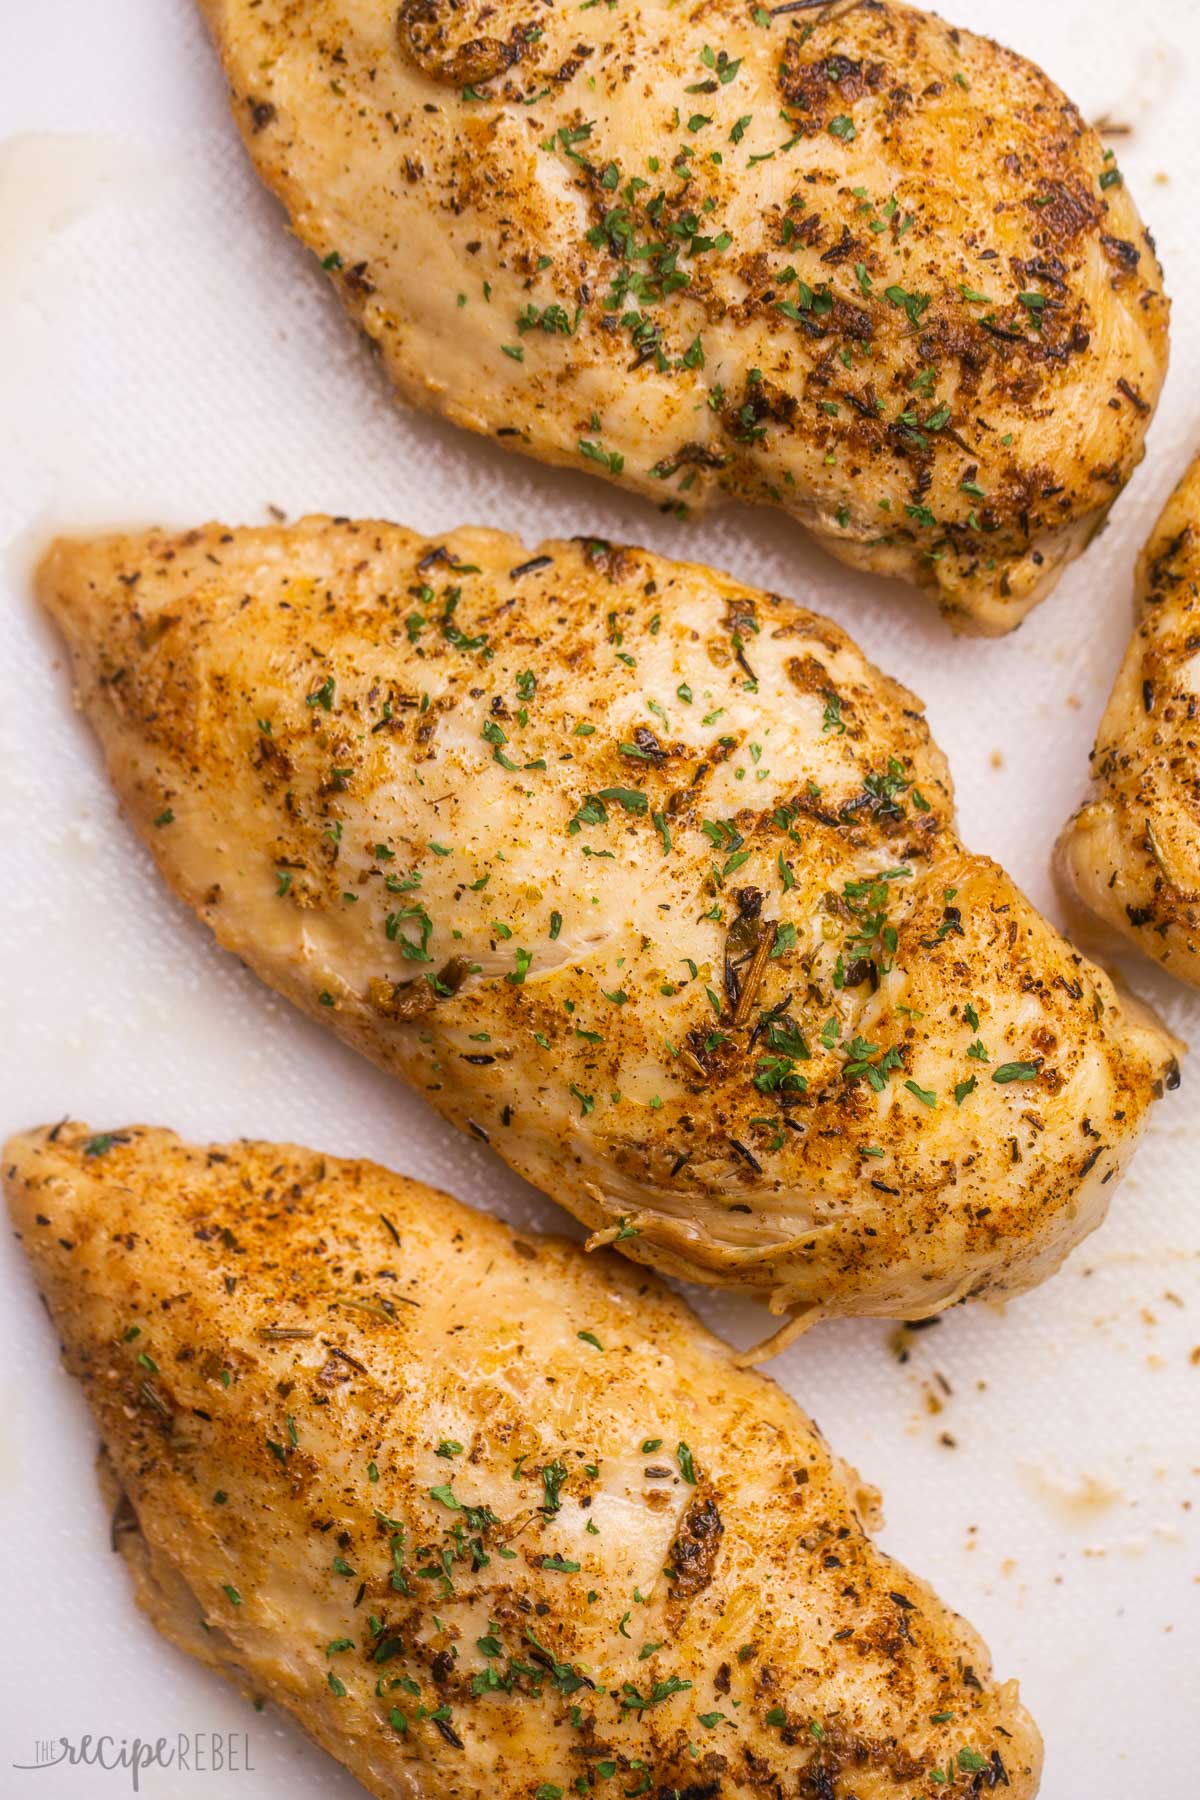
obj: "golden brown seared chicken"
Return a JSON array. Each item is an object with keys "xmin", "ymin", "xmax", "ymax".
[
  {"xmin": 195, "ymin": 0, "xmax": 1167, "ymax": 634},
  {"xmin": 38, "ymin": 519, "xmax": 1181, "ymax": 1343},
  {"xmin": 5, "ymin": 1122, "xmax": 1043, "ymax": 1799},
  {"xmin": 1059, "ymin": 455, "xmax": 1200, "ymax": 987}
]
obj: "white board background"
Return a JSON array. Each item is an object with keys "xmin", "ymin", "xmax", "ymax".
[{"xmin": 1, "ymin": 2, "xmax": 1197, "ymax": 1794}]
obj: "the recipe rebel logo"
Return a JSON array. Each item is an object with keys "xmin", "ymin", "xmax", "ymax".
[{"xmin": 11, "ymin": 1733, "xmax": 255, "ymax": 1790}]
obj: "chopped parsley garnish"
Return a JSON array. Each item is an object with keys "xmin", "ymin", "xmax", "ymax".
[{"xmin": 992, "ymin": 1061, "xmax": 1040, "ymax": 1083}]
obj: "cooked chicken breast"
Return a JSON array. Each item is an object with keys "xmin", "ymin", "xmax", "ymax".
[
  {"xmin": 195, "ymin": 0, "xmax": 1167, "ymax": 635},
  {"xmin": 37, "ymin": 520, "xmax": 1180, "ymax": 1341},
  {"xmin": 4, "ymin": 1122, "xmax": 1042, "ymax": 1799},
  {"xmin": 1059, "ymin": 455, "xmax": 1200, "ymax": 987}
]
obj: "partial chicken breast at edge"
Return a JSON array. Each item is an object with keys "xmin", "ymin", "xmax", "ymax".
[{"xmin": 1059, "ymin": 454, "xmax": 1200, "ymax": 987}]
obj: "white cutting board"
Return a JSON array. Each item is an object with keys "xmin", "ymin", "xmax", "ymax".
[{"xmin": 1, "ymin": 2, "xmax": 1197, "ymax": 1795}]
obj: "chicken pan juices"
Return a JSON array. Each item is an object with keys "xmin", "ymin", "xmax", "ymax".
[
  {"xmin": 3, "ymin": 1123, "xmax": 1043, "ymax": 1800},
  {"xmin": 37, "ymin": 520, "xmax": 1180, "ymax": 1351},
  {"xmin": 196, "ymin": 0, "xmax": 1168, "ymax": 632}
]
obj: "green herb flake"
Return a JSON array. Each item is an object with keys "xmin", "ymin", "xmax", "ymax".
[{"xmin": 992, "ymin": 1061, "xmax": 1040, "ymax": 1084}]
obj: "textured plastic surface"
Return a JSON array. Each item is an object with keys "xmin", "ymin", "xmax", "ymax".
[{"xmin": 1, "ymin": 2, "xmax": 1197, "ymax": 1795}]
